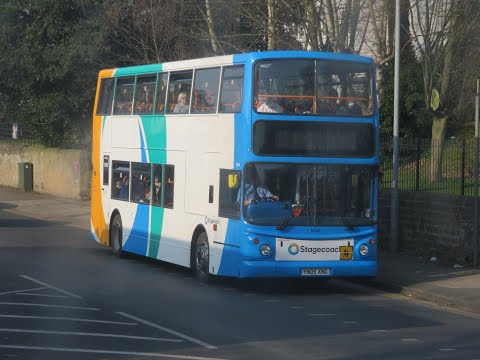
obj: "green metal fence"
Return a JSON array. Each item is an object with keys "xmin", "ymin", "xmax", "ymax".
[
  {"xmin": 380, "ymin": 137, "xmax": 477, "ymax": 196},
  {"xmin": 0, "ymin": 122, "xmax": 40, "ymax": 145}
]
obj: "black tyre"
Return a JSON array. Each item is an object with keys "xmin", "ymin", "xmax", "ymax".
[
  {"xmin": 110, "ymin": 214, "xmax": 123, "ymax": 257},
  {"xmin": 193, "ymin": 232, "xmax": 210, "ymax": 282}
]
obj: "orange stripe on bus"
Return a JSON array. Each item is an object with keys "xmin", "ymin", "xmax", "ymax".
[{"xmin": 91, "ymin": 69, "xmax": 115, "ymax": 245}]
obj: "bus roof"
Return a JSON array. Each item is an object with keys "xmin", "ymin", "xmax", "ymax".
[{"xmin": 99, "ymin": 51, "xmax": 374, "ymax": 78}]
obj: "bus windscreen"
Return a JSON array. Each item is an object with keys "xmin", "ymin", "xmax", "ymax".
[{"xmin": 254, "ymin": 59, "xmax": 374, "ymax": 116}]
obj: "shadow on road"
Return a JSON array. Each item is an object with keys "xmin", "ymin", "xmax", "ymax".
[
  {"xmin": 0, "ymin": 202, "xmax": 17, "ymax": 211},
  {"xmin": 0, "ymin": 218, "xmax": 60, "ymax": 228},
  {"xmin": 106, "ymin": 250, "xmax": 357, "ymax": 296}
]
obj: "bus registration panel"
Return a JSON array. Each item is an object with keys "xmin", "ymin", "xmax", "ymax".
[
  {"xmin": 301, "ymin": 268, "xmax": 331, "ymax": 276},
  {"xmin": 275, "ymin": 238, "xmax": 354, "ymax": 261}
]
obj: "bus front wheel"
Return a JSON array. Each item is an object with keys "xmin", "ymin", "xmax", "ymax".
[
  {"xmin": 110, "ymin": 214, "xmax": 123, "ymax": 257},
  {"xmin": 193, "ymin": 232, "xmax": 210, "ymax": 282}
]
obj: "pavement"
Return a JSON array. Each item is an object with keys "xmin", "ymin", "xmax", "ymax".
[{"xmin": 1, "ymin": 186, "xmax": 480, "ymax": 315}]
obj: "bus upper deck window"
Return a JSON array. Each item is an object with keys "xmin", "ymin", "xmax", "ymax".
[
  {"xmin": 219, "ymin": 65, "xmax": 244, "ymax": 113},
  {"xmin": 96, "ymin": 78, "xmax": 114, "ymax": 116},
  {"xmin": 167, "ymin": 71, "xmax": 193, "ymax": 114},
  {"xmin": 254, "ymin": 60, "xmax": 314, "ymax": 114},
  {"xmin": 155, "ymin": 73, "xmax": 168, "ymax": 115},
  {"xmin": 113, "ymin": 77, "xmax": 135, "ymax": 115},
  {"xmin": 192, "ymin": 68, "xmax": 220, "ymax": 114},
  {"xmin": 133, "ymin": 75, "xmax": 157, "ymax": 115}
]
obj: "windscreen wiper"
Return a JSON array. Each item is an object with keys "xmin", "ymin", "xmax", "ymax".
[
  {"xmin": 342, "ymin": 217, "xmax": 355, "ymax": 231},
  {"xmin": 276, "ymin": 205, "xmax": 303, "ymax": 231}
]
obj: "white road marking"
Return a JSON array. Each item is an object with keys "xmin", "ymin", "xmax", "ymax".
[
  {"xmin": 0, "ymin": 345, "xmax": 227, "ymax": 360},
  {"xmin": 291, "ymin": 306, "xmax": 304, "ymax": 309},
  {"xmin": 0, "ymin": 302, "xmax": 99, "ymax": 310},
  {"xmin": 0, "ymin": 329, "xmax": 182, "ymax": 342},
  {"xmin": 0, "ymin": 287, "xmax": 47, "ymax": 296},
  {"xmin": 16, "ymin": 293, "xmax": 68, "ymax": 298},
  {"xmin": 309, "ymin": 313, "xmax": 336, "ymax": 316},
  {"xmin": 265, "ymin": 299, "xmax": 280, "ymax": 302},
  {"xmin": 20, "ymin": 275, "xmax": 82, "ymax": 299},
  {"xmin": 402, "ymin": 339, "xmax": 419, "ymax": 342},
  {"xmin": 117, "ymin": 312, "xmax": 217, "ymax": 350},
  {"xmin": 371, "ymin": 329, "xmax": 388, "ymax": 333},
  {"xmin": 0, "ymin": 314, "xmax": 137, "ymax": 325}
]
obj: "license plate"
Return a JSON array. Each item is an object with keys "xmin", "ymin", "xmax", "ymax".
[{"xmin": 301, "ymin": 268, "xmax": 331, "ymax": 276}]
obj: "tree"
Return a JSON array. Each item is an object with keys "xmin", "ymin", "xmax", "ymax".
[
  {"xmin": 410, "ymin": 0, "xmax": 477, "ymax": 180},
  {"xmin": 101, "ymin": 0, "xmax": 211, "ymax": 65},
  {"xmin": 0, "ymin": 0, "xmax": 105, "ymax": 147}
]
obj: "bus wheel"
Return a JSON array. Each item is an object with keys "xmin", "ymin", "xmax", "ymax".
[
  {"xmin": 193, "ymin": 233, "xmax": 210, "ymax": 282},
  {"xmin": 110, "ymin": 214, "xmax": 123, "ymax": 257}
]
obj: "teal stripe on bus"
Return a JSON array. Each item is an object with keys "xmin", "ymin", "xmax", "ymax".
[
  {"xmin": 114, "ymin": 64, "xmax": 164, "ymax": 77},
  {"xmin": 141, "ymin": 115, "xmax": 167, "ymax": 259}
]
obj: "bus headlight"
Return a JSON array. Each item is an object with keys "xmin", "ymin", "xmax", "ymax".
[
  {"xmin": 260, "ymin": 244, "xmax": 271, "ymax": 256},
  {"xmin": 359, "ymin": 244, "xmax": 369, "ymax": 256}
]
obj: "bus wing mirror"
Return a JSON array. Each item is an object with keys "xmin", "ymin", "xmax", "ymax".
[{"xmin": 228, "ymin": 173, "xmax": 239, "ymax": 189}]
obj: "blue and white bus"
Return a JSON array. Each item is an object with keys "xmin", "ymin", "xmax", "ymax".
[{"xmin": 91, "ymin": 51, "xmax": 379, "ymax": 280}]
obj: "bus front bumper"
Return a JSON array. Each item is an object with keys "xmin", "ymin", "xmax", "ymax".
[{"xmin": 238, "ymin": 260, "xmax": 377, "ymax": 278}]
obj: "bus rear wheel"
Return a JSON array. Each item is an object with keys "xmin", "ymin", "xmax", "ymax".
[
  {"xmin": 110, "ymin": 214, "xmax": 123, "ymax": 257},
  {"xmin": 193, "ymin": 232, "xmax": 210, "ymax": 282}
]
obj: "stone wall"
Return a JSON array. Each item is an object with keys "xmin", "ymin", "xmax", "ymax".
[
  {"xmin": 0, "ymin": 143, "xmax": 90, "ymax": 200},
  {"xmin": 378, "ymin": 189, "xmax": 477, "ymax": 264}
]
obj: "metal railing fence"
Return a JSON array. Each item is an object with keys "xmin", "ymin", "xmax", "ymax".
[
  {"xmin": 0, "ymin": 122, "xmax": 40, "ymax": 145},
  {"xmin": 380, "ymin": 137, "xmax": 477, "ymax": 196}
]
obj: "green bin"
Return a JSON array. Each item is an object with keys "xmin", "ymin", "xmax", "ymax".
[{"xmin": 18, "ymin": 162, "xmax": 33, "ymax": 191}]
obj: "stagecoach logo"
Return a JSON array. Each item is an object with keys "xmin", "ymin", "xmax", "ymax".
[
  {"xmin": 288, "ymin": 243, "xmax": 300, "ymax": 255},
  {"xmin": 204, "ymin": 216, "xmax": 220, "ymax": 225}
]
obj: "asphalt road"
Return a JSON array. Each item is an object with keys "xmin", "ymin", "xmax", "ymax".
[{"xmin": 1, "ymin": 208, "xmax": 480, "ymax": 360}]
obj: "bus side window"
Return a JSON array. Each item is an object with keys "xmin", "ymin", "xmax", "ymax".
[
  {"xmin": 218, "ymin": 169, "xmax": 241, "ymax": 219},
  {"xmin": 164, "ymin": 165, "xmax": 174, "ymax": 208},
  {"xmin": 133, "ymin": 75, "xmax": 156, "ymax": 115},
  {"xmin": 219, "ymin": 66, "xmax": 244, "ymax": 113},
  {"xmin": 192, "ymin": 67, "xmax": 220, "ymax": 114},
  {"xmin": 96, "ymin": 78, "xmax": 114, "ymax": 116},
  {"xmin": 155, "ymin": 72, "xmax": 168, "ymax": 115},
  {"xmin": 166, "ymin": 71, "xmax": 193, "ymax": 114},
  {"xmin": 113, "ymin": 77, "xmax": 135, "ymax": 115},
  {"xmin": 130, "ymin": 162, "xmax": 151, "ymax": 204},
  {"xmin": 152, "ymin": 164, "xmax": 163, "ymax": 207},
  {"xmin": 111, "ymin": 161, "xmax": 130, "ymax": 201}
]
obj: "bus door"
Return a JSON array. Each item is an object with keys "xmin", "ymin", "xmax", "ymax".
[
  {"xmin": 102, "ymin": 154, "xmax": 111, "ymax": 217},
  {"xmin": 205, "ymin": 154, "xmax": 220, "ymax": 263},
  {"xmin": 205, "ymin": 154, "xmax": 219, "ymax": 226}
]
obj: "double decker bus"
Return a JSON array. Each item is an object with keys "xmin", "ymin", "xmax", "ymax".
[{"xmin": 91, "ymin": 51, "xmax": 379, "ymax": 280}]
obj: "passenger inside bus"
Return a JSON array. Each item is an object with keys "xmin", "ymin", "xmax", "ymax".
[
  {"xmin": 113, "ymin": 180, "xmax": 122, "ymax": 198},
  {"xmin": 317, "ymin": 88, "xmax": 339, "ymax": 115},
  {"xmin": 239, "ymin": 169, "xmax": 279, "ymax": 206},
  {"xmin": 140, "ymin": 186, "xmax": 151, "ymax": 204},
  {"xmin": 119, "ymin": 176, "xmax": 129, "ymax": 200},
  {"xmin": 257, "ymin": 97, "xmax": 281, "ymax": 113},
  {"xmin": 173, "ymin": 92, "xmax": 189, "ymax": 113}
]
